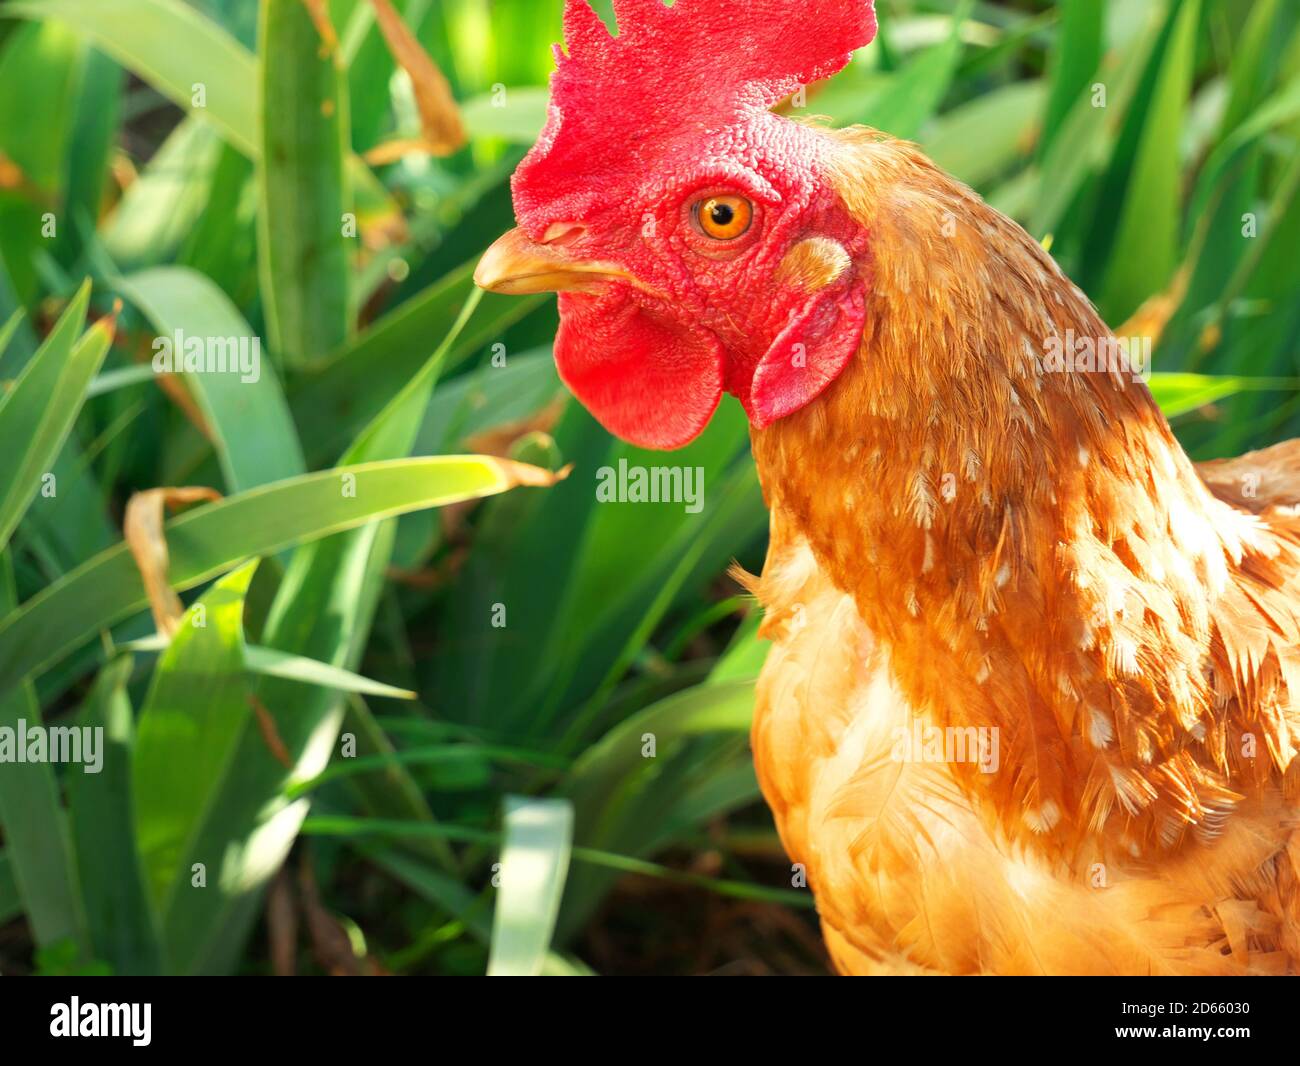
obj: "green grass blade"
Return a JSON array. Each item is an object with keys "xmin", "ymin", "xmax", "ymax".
[
  {"xmin": 360, "ymin": 844, "xmax": 589, "ymax": 972},
  {"xmin": 555, "ymin": 678, "xmax": 757, "ymax": 939},
  {"xmin": 1189, "ymin": 74, "xmax": 1300, "ymax": 231},
  {"xmin": 707, "ymin": 614, "xmax": 767, "ymax": 684},
  {"xmin": 286, "ymin": 742, "xmax": 568, "ymax": 800},
  {"xmin": 0, "ymin": 552, "xmax": 88, "ymax": 955},
  {"xmin": 0, "ymin": 324, "xmax": 114, "ymax": 556},
  {"xmin": 486, "ymin": 797, "xmax": 574, "ymax": 977},
  {"xmin": 1039, "ymin": 0, "xmax": 1105, "ymax": 155},
  {"xmin": 0, "ymin": 455, "xmax": 551, "ymax": 703},
  {"xmin": 0, "ymin": 268, "xmax": 36, "ymax": 380},
  {"xmin": 1148, "ymin": 372, "xmax": 1296, "ymax": 419},
  {"xmin": 1217, "ymin": 0, "xmax": 1283, "ymax": 139},
  {"xmin": 86, "ymin": 364, "xmax": 160, "ymax": 398},
  {"xmin": 245, "ymin": 646, "xmax": 415, "ymax": 700},
  {"xmin": 114, "ymin": 291, "xmax": 494, "ymax": 972},
  {"xmin": 0, "ymin": 684, "xmax": 85, "ymax": 950},
  {"xmin": 0, "ymin": 850, "xmax": 21, "ymax": 924},
  {"xmin": 436, "ymin": 394, "xmax": 763, "ymax": 741},
  {"xmin": 0, "ymin": 17, "xmax": 84, "ymax": 316},
  {"xmin": 333, "ymin": 695, "xmax": 458, "ymax": 871},
  {"xmin": 100, "ymin": 117, "xmax": 223, "ymax": 269},
  {"xmin": 0, "ymin": 310, "xmax": 25, "ymax": 361},
  {"xmin": 66, "ymin": 655, "xmax": 162, "ymax": 974},
  {"xmin": 257, "ymin": 0, "xmax": 351, "ymax": 370},
  {"xmin": 0, "ymin": 287, "xmax": 117, "ymax": 575},
  {"xmin": 9, "ymin": 0, "xmax": 257, "ymax": 156},
  {"xmin": 0, "ymin": 18, "xmax": 82, "ymax": 193},
  {"xmin": 314, "ymin": 816, "xmax": 803, "ymax": 928},
  {"xmin": 123, "ymin": 635, "xmax": 415, "ymax": 701},
  {"xmin": 1029, "ymin": 12, "xmax": 1161, "ymax": 240},
  {"xmin": 1097, "ymin": 0, "xmax": 1200, "ymax": 322},
  {"xmin": 290, "ymin": 259, "xmax": 543, "ymax": 464},
  {"xmin": 460, "ymin": 87, "xmax": 549, "ymax": 142},
  {"xmin": 924, "ymin": 80, "xmax": 1045, "ymax": 189},
  {"xmin": 57, "ymin": 46, "xmax": 122, "ymax": 268},
  {"xmin": 413, "ymin": 345, "xmax": 560, "ymax": 454},
  {"xmin": 822, "ymin": 1, "xmax": 970, "ymax": 137},
  {"xmin": 0, "ymin": 280, "xmax": 105, "ymax": 553},
  {"xmin": 177, "ymin": 142, "xmax": 258, "ymax": 299},
  {"xmin": 561, "ymin": 681, "xmax": 755, "ymax": 816},
  {"xmin": 132, "ymin": 562, "xmax": 256, "ymax": 944},
  {"xmin": 554, "ymin": 462, "xmax": 765, "ymax": 747},
  {"xmin": 118, "ymin": 266, "xmax": 306, "ymax": 491}
]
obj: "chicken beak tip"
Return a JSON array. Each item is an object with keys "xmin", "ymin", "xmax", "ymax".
[
  {"xmin": 473, "ymin": 229, "xmax": 529, "ymax": 293},
  {"xmin": 474, "ymin": 227, "xmax": 630, "ymax": 296}
]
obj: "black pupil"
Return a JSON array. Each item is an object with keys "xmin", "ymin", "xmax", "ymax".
[{"xmin": 709, "ymin": 202, "xmax": 735, "ymax": 226}]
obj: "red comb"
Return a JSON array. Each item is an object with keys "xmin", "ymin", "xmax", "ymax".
[{"xmin": 514, "ymin": 0, "xmax": 877, "ymax": 226}]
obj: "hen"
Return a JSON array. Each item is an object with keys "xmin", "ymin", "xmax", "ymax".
[{"xmin": 475, "ymin": 0, "xmax": 1300, "ymax": 975}]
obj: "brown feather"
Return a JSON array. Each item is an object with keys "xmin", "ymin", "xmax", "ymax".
[{"xmin": 747, "ymin": 127, "xmax": 1300, "ymax": 974}]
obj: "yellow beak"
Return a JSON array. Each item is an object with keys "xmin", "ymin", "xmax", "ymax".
[{"xmin": 473, "ymin": 227, "xmax": 633, "ymax": 295}]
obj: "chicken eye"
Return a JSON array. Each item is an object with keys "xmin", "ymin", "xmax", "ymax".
[{"xmin": 695, "ymin": 195, "xmax": 753, "ymax": 240}]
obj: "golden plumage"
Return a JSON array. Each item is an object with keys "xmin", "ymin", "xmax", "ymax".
[{"xmin": 743, "ymin": 128, "xmax": 1300, "ymax": 975}]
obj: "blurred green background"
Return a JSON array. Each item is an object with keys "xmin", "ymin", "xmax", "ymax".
[{"xmin": 0, "ymin": 0, "xmax": 1297, "ymax": 976}]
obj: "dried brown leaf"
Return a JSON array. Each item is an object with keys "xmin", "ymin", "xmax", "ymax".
[
  {"xmin": 298, "ymin": 850, "xmax": 365, "ymax": 976},
  {"xmin": 124, "ymin": 326, "xmax": 212, "ymax": 438},
  {"xmin": 248, "ymin": 694, "xmax": 293, "ymax": 769},
  {"xmin": 0, "ymin": 151, "xmax": 25, "ymax": 191},
  {"xmin": 0, "ymin": 150, "xmax": 49, "ymax": 204},
  {"xmin": 299, "ymin": 0, "xmax": 339, "ymax": 55},
  {"xmin": 366, "ymin": 0, "xmax": 465, "ymax": 159},
  {"xmin": 493, "ymin": 457, "xmax": 573, "ymax": 489},
  {"xmin": 1116, "ymin": 264, "xmax": 1189, "ymax": 347},
  {"xmin": 463, "ymin": 396, "xmax": 566, "ymax": 459},
  {"xmin": 362, "ymin": 137, "xmax": 436, "ymax": 167},
  {"xmin": 123, "ymin": 486, "xmax": 223, "ymax": 637},
  {"xmin": 267, "ymin": 863, "xmax": 300, "ymax": 977}
]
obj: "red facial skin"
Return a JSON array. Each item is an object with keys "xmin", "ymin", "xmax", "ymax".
[{"xmin": 508, "ymin": 0, "xmax": 878, "ymax": 449}]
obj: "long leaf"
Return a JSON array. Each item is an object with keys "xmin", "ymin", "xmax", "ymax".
[
  {"xmin": 0, "ymin": 850, "xmax": 21, "ymax": 924},
  {"xmin": 358, "ymin": 844, "xmax": 592, "ymax": 974},
  {"xmin": 1095, "ymin": 0, "xmax": 1200, "ymax": 321},
  {"xmin": 66, "ymin": 655, "xmax": 162, "ymax": 974},
  {"xmin": 1039, "ymin": 0, "xmax": 1105, "ymax": 155},
  {"xmin": 9, "ymin": 0, "xmax": 257, "ymax": 156},
  {"xmin": 58, "ymin": 46, "xmax": 122, "ymax": 268},
  {"xmin": 123, "ymin": 635, "xmax": 416, "ymax": 700},
  {"xmin": 820, "ymin": 2, "xmax": 970, "ymax": 138},
  {"xmin": 290, "ymin": 259, "xmax": 543, "ymax": 464},
  {"xmin": 0, "ymin": 281, "xmax": 111, "ymax": 553},
  {"xmin": 0, "ymin": 552, "xmax": 88, "ymax": 955},
  {"xmin": 118, "ymin": 266, "xmax": 306, "ymax": 491},
  {"xmin": 118, "ymin": 292, "xmax": 498, "ymax": 971},
  {"xmin": 1148, "ymin": 372, "xmax": 1294, "ymax": 419},
  {"xmin": 0, "ymin": 311, "xmax": 26, "ymax": 363},
  {"xmin": 333, "ymin": 694, "xmax": 456, "ymax": 871},
  {"xmin": 0, "ymin": 455, "xmax": 554, "ymax": 703},
  {"xmin": 486, "ymin": 796, "xmax": 573, "ymax": 977},
  {"xmin": 556, "ymin": 679, "xmax": 758, "ymax": 941},
  {"xmin": 100, "ymin": 117, "xmax": 223, "ymax": 269},
  {"xmin": 132, "ymin": 561, "xmax": 256, "ymax": 966},
  {"xmin": 257, "ymin": 0, "xmax": 351, "ymax": 369}
]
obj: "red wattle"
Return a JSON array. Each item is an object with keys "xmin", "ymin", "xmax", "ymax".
[{"xmin": 554, "ymin": 294, "xmax": 725, "ymax": 450}]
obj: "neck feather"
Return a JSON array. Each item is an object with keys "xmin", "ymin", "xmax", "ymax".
[{"xmin": 751, "ymin": 130, "xmax": 1293, "ymax": 853}]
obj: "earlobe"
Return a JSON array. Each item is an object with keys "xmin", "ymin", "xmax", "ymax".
[{"xmin": 749, "ymin": 283, "xmax": 865, "ymax": 428}]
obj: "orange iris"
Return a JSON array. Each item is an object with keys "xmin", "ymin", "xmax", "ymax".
[{"xmin": 696, "ymin": 195, "xmax": 753, "ymax": 240}]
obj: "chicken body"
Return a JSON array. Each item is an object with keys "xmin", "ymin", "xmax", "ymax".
[
  {"xmin": 743, "ymin": 128, "xmax": 1300, "ymax": 975},
  {"xmin": 474, "ymin": 0, "xmax": 1300, "ymax": 974}
]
